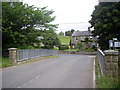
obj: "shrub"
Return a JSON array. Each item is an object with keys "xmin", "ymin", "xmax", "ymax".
[
  {"xmin": 18, "ymin": 45, "xmax": 34, "ymax": 49},
  {"xmin": 76, "ymin": 42, "xmax": 83, "ymax": 50},
  {"xmin": 92, "ymin": 45, "xmax": 97, "ymax": 51},
  {"xmin": 59, "ymin": 45, "xmax": 69, "ymax": 50}
]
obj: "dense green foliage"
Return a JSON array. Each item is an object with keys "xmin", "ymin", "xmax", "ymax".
[
  {"xmin": 64, "ymin": 49, "xmax": 79, "ymax": 51},
  {"xmin": 2, "ymin": 2, "xmax": 60, "ymax": 53},
  {"xmin": 59, "ymin": 31, "xmax": 64, "ymax": 36},
  {"xmin": 76, "ymin": 41, "xmax": 83, "ymax": 50},
  {"xmin": 65, "ymin": 29, "xmax": 74, "ymax": 36},
  {"xmin": 41, "ymin": 29, "xmax": 61, "ymax": 49},
  {"xmin": 89, "ymin": 2, "xmax": 120, "ymax": 50},
  {"xmin": 59, "ymin": 45, "xmax": 69, "ymax": 50}
]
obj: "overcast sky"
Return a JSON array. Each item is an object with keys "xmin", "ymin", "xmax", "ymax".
[{"xmin": 23, "ymin": 0, "xmax": 99, "ymax": 33}]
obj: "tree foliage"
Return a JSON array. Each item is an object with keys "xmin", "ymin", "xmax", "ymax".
[
  {"xmin": 59, "ymin": 31, "xmax": 64, "ymax": 36},
  {"xmin": 89, "ymin": 2, "xmax": 120, "ymax": 50},
  {"xmin": 65, "ymin": 29, "xmax": 74, "ymax": 36},
  {"xmin": 41, "ymin": 29, "xmax": 61, "ymax": 49},
  {"xmin": 2, "ymin": 2, "xmax": 59, "ymax": 51}
]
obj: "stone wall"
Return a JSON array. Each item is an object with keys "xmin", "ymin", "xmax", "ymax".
[
  {"xmin": 8, "ymin": 48, "xmax": 17, "ymax": 65},
  {"xmin": 104, "ymin": 50, "xmax": 118, "ymax": 77}
]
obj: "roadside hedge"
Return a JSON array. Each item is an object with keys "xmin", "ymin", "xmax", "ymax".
[{"xmin": 59, "ymin": 45, "xmax": 69, "ymax": 50}]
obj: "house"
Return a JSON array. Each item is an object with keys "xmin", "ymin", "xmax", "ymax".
[
  {"xmin": 99, "ymin": 0, "xmax": 120, "ymax": 2},
  {"xmin": 71, "ymin": 30, "xmax": 97, "ymax": 49}
]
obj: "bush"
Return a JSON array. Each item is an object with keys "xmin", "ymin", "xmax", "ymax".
[
  {"xmin": 18, "ymin": 45, "xmax": 35, "ymax": 49},
  {"xmin": 59, "ymin": 45, "xmax": 69, "ymax": 50},
  {"xmin": 92, "ymin": 45, "xmax": 97, "ymax": 51},
  {"xmin": 2, "ymin": 49, "xmax": 9, "ymax": 57},
  {"xmin": 40, "ymin": 46, "xmax": 54, "ymax": 49},
  {"xmin": 76, "ymin": 42, "xmax": 83, "ymax": 50},
  {"xmin": 85, "ymin": 48, "xmax": 95, "ymax": 52}
]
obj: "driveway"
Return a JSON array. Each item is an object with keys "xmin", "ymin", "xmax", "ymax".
[{"xmin": 2, "ymin": 54, "xmax": 95, "ymax": 88}]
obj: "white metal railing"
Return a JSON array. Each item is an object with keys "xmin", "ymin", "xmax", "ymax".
[
  {"xmin": 97, "ymin": 49, "xmax": 106, "ymax": 75},
  {"xmin": 17, "ymin": 49, "xmax": 58, "ymax": 62}
]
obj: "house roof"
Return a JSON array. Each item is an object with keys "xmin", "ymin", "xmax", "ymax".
[
  {"xmin": 99, "ymin": 0, "xmax": 120, "ymax": 2},
  {"xmin": 72, "ymin": 31, "xmax": 92, "ymax": 37}
]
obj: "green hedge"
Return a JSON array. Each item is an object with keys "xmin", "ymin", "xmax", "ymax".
[{"xmin": 59, "ymin": 45, "xmax": 69, "ymax": 50}]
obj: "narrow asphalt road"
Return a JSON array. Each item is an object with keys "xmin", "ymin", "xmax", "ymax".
[{"xmin": 2, "ymin": 54, "xmax": 95, "ymax": 88}]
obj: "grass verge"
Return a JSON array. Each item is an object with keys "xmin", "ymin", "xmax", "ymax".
[
  {"xmin": 64, "ymin": 49, "xmax": 79, "ymax": 51},
  {"xmin": 1, "ymin": 55, "xmax": 60, "ymax": 68},
  {"xmin": 0, "ymin": 57, "xmax": 12, "ymax": 68},
  {"xmin": 21, "ymin": 55, "xmax": 60, "ymax": 64},
  {"xmin": 96, "ymin": 75, "xmax": 118, "ymax": 88}
]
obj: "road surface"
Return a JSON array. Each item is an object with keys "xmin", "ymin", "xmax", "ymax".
[{"xmin": 2, "ymin": 54, "xmax": 95, "ymax": 88}]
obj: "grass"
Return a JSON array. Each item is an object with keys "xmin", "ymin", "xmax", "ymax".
[
  {"xmin": 58, "ymin": 36, "xmax": 70, "ymax": 45},
  {"xmin": 53, "ymin": 47, "xmax": 59, "ymax": 50},
  {"xmin": 0, "ymin": 55, "xmax": 60, "ymax": 68},
  {"xmin": 84, "ymin": 48, "xmax": 96, "ymax": 52},
  {"xmin": 115, "ymin": 49, "xmax": 120, "ymax": 52},
  {"xmin": 24, "ymin": 55, "xmax": 60, "ymax": 64},
  {"xmin": 0, "ymin": 58, "xmax": 1, "ymax": 68},
  {"xmin": 96, "ymin": 75, "xmax": 118, "ymax": 88},
  {"xmin": 64, "ymin": 49, "xmax": 79, "ymax": 51},
  {"xmin": 0, "ymin": 57, "xmax": 12, "ymax": 68}
]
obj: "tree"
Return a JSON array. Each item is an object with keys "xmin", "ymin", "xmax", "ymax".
[
  {"xmin": 59, "ymin": 31, "xmax": 64, "ymax": 36},
  {"xmin": 76, "ymin": 41, "xmax": 83, "ymax": 50},
  {"xmin": 65, "ymin": 29, "xmax": 75, "ymax": 36},
  {"xmin": 89, "ymin": 2, "xmax": 120, "ymax": 50},
  {"xmin": 41, "ymin": 29, "xmax": 61, "ymax": 49},
  {"xmin": 84, "ymin": 37, "xmax": 89, "ymax": 49},
  {"xmin": 2, "ymin": 2, "xmax": 57, "ymax": 51}
]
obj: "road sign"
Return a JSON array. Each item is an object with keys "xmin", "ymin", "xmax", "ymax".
[
  {"xmin": 113, "ymin": 38, "xmax": 118, "ymax": 41},
  {"xmin": 114, "ymin": 42, "xmax": 120, "ymax": 47}
]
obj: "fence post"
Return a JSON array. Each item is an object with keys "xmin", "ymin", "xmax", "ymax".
[
  {"xmin": 104, "ymin": 50, "xmax": 118, "ymax": 77},
  {"xmin": 8, "ymin": 48, "xmax": 17, "ymax": 65}
]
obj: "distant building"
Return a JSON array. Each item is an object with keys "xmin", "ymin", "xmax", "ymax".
[
  {"xmin": 71, "ymin": 30, "xmax": 97, "ymax": 49},
  {"xmin": 37, "ymin": 36, "xmax": 44, "ymax": 40},
  {"xmin": 99, "ymin": 0, "xmax": 120, "ymax": 2}
]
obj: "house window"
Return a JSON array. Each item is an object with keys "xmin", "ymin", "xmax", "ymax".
[
  {"xmin": 90, "ymin": 36, "xmax": 93, "ymax": 40},
  {"xmin": 81, "ymin": 37, "xmax": 85, "ymax": 41},
  {"xmin": 76, "ymin": 37, "xmax": 78, "ymax": 41}
]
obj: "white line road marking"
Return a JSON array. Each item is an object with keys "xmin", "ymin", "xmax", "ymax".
[{"xmin": 17, "ymin": 74, "xmax": 41, "ymax": 88}]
